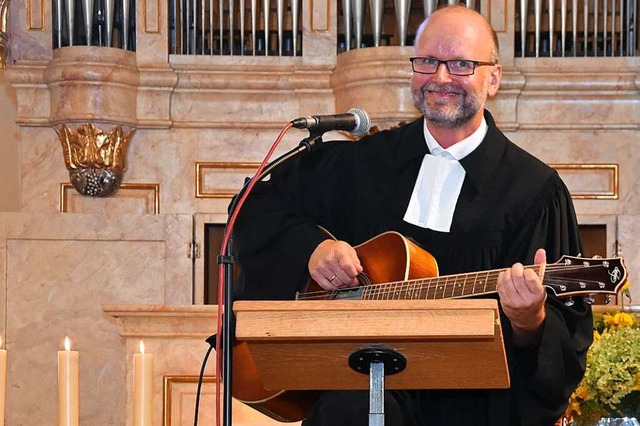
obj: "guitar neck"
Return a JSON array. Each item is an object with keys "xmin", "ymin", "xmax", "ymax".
[
  {"xmin": 299, "ymin": 265, "xmax": 544, "ymax": 301},
  {"xmin": 358, "ymin": 266, "xmax": 542, "ymax": 300},
  {"xmin": 297, "ymin": 248, "xmax": 626, "ymax": 302}
]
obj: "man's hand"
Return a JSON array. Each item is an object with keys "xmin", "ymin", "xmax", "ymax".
[
  {"xmin": 308, "ymin": 240, "xmax": 363, "ymax": 290},
  {"xmin": 497, "ymin": 248, "xmax": 547, "ymax": 339}
]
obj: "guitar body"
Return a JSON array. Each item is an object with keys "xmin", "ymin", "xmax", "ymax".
[
  {"xmin": 232, "ymin": 232, "xmax": 437, "ymax": 422},
  {"xmin": 353, "ymin": 231, "xmax": 439, "ymax": 285},
  {"xmin": 232, "ymin": 340, "xmax": 322, "ymax": 422}
]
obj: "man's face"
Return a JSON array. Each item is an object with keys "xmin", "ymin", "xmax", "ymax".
[{"xmin": 410, "ymin": 9, "xmax": 501, "ymax": 129}]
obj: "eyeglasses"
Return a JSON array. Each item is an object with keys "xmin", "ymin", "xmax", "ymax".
[{"xmin": 410, "ymin": 57, "xmax": 497, "ymax": 76}]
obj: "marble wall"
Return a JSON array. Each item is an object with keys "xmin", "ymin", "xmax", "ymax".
[
  {"xmin": 0, "ymin": 70, "xmax": 20, "ymax": 211},
  {"xmin": 1, "ymin": 0, "xmax": 639, "ymax": 423}
]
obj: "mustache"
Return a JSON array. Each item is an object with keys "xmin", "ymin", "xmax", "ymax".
[{"xmin": 421, "ymin": 83, "xmax": 466, "ymax": 96}]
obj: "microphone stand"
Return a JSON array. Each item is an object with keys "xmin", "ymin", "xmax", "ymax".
[{"xmin": 219, "ymin": 131, "xmax": 325, "ymax": 426}]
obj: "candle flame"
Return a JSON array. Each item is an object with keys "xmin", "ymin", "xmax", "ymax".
[
  {"xmin": 64, "ymin": 336, "xmax": 71, "ymax": 351},
  {"xmin": 139, "ymin": 340, "xmax": 145, "ymax": 354}
]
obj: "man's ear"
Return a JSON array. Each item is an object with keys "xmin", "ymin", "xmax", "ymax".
[{"xmin": 487, "ymin": 64, "xmax": 503, "ymax": 96}]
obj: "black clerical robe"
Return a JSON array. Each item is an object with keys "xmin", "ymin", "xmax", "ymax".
[{"xmin": 232, "ymin": 110, "xmax": 593, "ymax": 425}]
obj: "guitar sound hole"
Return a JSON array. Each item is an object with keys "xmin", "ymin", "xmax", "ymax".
[{"xmin": 357, "ymin": 273, "xmax": 371, "ymax": 286}]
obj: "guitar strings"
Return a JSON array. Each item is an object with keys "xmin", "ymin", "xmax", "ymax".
[
  {"xmin": 299, "ymin": 270, "xmax": 503, "ymax": 300},
  {"xmin": 296, "ymin": 263, "xmax": 613, "ymax": 301}
]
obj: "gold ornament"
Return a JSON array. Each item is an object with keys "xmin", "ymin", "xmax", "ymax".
[
  {"xmin": 55, "ymin": 123, "xmax": 135, "ymax": 196},
  {"xmin": 0, "ymin": 0, "xmax": 8, "ymax": 68}
]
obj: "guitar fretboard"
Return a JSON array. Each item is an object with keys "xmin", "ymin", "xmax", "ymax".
[{"xmin": 297, "ymin": 265, "xmax": 543, "ymax": 301}]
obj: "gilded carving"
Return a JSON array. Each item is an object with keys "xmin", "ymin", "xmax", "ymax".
[
  {"xmin": 55, "ymin": 123, "xmax": 136, "ymax": 196},
  {"xmin": 0, "ymin": 0, "xmax": 8, "ymax": 68}
]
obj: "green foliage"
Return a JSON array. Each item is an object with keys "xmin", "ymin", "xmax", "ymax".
[{"xmin": 566, "ymin": 312, "xmax": 640, "ymax": 425}]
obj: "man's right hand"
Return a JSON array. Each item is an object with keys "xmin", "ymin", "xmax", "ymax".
[{"xmin": 308, "ymin": 240, "xmax": 363, "ymax": 290}]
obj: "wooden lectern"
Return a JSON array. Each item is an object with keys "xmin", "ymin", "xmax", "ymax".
[{"xmin": 232, "ymin": 299, "xmax": 510, "ymax": 424}]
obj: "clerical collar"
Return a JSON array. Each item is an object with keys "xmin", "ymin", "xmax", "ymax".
[{"xmin": 423, "ymin": 117, "xmax": 488, "ymax": 161}]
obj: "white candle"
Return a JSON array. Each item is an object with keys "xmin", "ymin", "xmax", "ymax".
[
  {"xmin": 133, "ymin": 340, "xmax": 153, "ymax": 426},
  {"xmin": 58, "ymin": 336, "xmax": 79, "ymax": 426},
  {"xmin": 0, "ymin": 337, "xmax": 6, "ymax": 426}
]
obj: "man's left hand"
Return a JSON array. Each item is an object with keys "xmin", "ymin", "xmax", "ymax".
[{"xmin": 497, "ymin": 248, "xmax": 547, "ymax": 338}]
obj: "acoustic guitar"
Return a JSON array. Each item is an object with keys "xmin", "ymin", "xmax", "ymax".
[{"xmin": 232, "ymin": 231, "xmax": 628, "ymax": 422}]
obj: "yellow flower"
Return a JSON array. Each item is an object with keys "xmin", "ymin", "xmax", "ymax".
[
  {"xmin": 603, "ymin": 312, "xmax": 635, "ymax": 330},
  {"xmin": 574, "ymin": 383, "xmax": 591, "ymax": 401},
  {"xmin": 567, "ymin": 400, "xmax": 581, "ymax": 417},
  {"xmin": 593, "ymin": 329, "xmax": 602, "ymax": 341}
]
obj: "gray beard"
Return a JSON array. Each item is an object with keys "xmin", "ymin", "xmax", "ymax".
[{"xmin": 411, "ymin": 84, "xmax": 482, "ymax": 129}]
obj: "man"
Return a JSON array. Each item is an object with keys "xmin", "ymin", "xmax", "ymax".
[{"xmin": 233, "ymin": 5, "xmax": 593, "ymax": 425}]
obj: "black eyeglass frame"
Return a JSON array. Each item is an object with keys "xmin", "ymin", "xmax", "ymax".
[{"xmin": 409, "ymin": 57, "xmax": 498, "ymax": 76}]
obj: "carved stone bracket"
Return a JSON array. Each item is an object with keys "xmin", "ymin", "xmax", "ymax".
[{"xmin": 44, "ymin": 46, "xmax": 139, "ymax": 195}]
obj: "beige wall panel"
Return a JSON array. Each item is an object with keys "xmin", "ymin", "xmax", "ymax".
[
  {"xmin": 19, "ymin": 127, "xmax": 72, "ymax": 211},
  {"xmin": 0, "ymin": 72, "xmax": 21, "ymax": 211},
  {"xmin": 5, "ymin": 63, "xmax": 51, "ymax": 125},
  {"xmin": 170, "ymin": 92, "xmax": 303, "ymax": 125},
  {"xmin": 9, "ymin": 1, "xmax": 52, "ymax": 61},
  {"xmin": 6, "ymin": 239, "xmax": 162, "ymax": 425},
  {"xmin": 516, "ymin": 95, "xmax": 640, "ymax": 128},
  {"xmin": 618, "ymin": 216, "xmax": 640, "ymax": 305},
  {"xmin": 510, "ymin": 129, "xmax": 640, "ymax": 218},
  {"xmin": 0, "ymin": 212, "xmax": 193, "ymax": 424}
]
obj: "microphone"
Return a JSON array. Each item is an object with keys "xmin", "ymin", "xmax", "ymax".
[{"xmin": 290, "ymin": 108, "xmax": 371, "ymax": 137}]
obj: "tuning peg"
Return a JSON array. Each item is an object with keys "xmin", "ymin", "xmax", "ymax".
[
  {"xmin": 604, "ymin": 295, "xmax": 612, "ymax": 304},
  {"xmin": 584, "ymin": 294, "xmax": 596, "ymax": 304},
  {"xmin": 564, "ymin": 297, "xmax": 575, "ymax": 307},
  {"xmin": 592, "ymin": 254, "xmax": 602, "ymax": 259}
]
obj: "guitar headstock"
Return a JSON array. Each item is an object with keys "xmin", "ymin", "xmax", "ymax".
[{"xmin": 543, "ymin": 255, "xmax": 628, "ymax": 299}]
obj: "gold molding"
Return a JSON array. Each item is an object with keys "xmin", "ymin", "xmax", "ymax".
[
  {"xmin": 310, "ymin": 0, "xmax": 330, "ymax": 33},
  {"xmin": 0, "ymin": 0, "xmax": 8, "ymax": 68},
  {"xmin": 144, "ymin": 0, "xmax": 160, "ymax": 33},
  {"xmin": 60, "ymin": 182, "xmax": 161, "ymax": 213},
  {"xmin": 26, "ymin": 0, "xmax": 45, "ymax": 29},
  {"xmin": 195, "ymin": 162, "xmax": 260, "ymax": 199},
  {"xmin": 550, "ymin": 163, "xmax": 619, "ymax": 200},
  {"xmin": 163, "ymin": 375, "xmax": 216, "ymax": 426},
  {"xmin": 482, "ymin": 0, "xmax": 509, "ymax": 33}
]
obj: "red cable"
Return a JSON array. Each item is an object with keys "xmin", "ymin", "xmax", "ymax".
[{"xmin": 214, "ymin": 122, "xmax": 293, "ymax": 426}]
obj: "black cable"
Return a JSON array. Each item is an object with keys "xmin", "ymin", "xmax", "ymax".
[{"xmin": 193, "ymin": 334, "xmax": 217, "ymax": 426}]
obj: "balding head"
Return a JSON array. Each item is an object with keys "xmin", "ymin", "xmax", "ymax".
[{"xmin": 415, "ymin": 6, "xmax": 499, "ymax": 63}]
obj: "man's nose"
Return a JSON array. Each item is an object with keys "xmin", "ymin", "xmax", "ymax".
[{"xmin": 431, "ymin": 62, "xmax": 454, "ymax": 82}]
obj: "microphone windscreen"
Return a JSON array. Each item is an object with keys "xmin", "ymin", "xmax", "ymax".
[{"xmin": 348, "ymin": 108, "xmax": 371, "ymax": 137}]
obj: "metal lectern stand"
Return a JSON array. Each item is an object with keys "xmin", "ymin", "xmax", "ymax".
[{"xmin": 349, "ymin": 347, "xmax": 407, "ymax": 426}]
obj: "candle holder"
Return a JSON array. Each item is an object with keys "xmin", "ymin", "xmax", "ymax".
[{"xmin": 55, "ymin": 123, "xmax": 135, "ymax": 196}]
